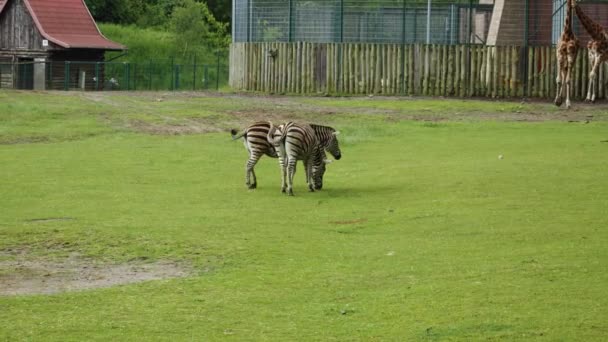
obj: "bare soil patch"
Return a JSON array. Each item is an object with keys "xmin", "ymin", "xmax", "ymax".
[
  {"xmin": 78, "ymin": 92, "xmax": 608, "ymax": 137},
  {"xmin": 127, "ymin": 118, "xmax": 227, "ymax": 135},
  {"xmin": 0, "ymin": 254, "xmax": 192, "ymax": 296}
]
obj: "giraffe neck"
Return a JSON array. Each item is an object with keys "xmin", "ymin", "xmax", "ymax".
[
  {"xmin": 574, "ymin": 2, "xmax": 607, "ymax": 41},
  {"xmin": 564, "ymin": 0, "xmax": 574, "ymax": 36}
]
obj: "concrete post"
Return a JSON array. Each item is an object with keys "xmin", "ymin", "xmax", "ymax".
[
  {"xmin": 79, "ymin": 71, "xmax": 86, "ymax": 90},
  {"xmin": 33, "ymin": 58, "xmax": 46, "ymax": 90},
  {"xmin": 486, "ymin": 0, "xmax": 526, "ymax": 46}
]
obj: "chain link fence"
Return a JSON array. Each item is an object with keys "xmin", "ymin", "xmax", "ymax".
[
  {"xmin": 234, "ymin": 0, "xmax": 608, "ymax": 46},
  {"xmin": 0, "ymin": 54, "xmax": 229, "ymax": 91},
  {"xmin": 234, "ymin": 0, "xmax": 494, "ymax": 44},
  {"xmin": 230, "ymin": 1, "xmax": 608, "ymax": 99}
]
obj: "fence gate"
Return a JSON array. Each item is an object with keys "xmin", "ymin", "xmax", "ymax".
[
  {"xmin": 17, "ymin": 60, "xmax": 34, "ymax": 90},
  {"xmin": 315, "ymin": 44, "xmax": 328, "ymax": 90}
]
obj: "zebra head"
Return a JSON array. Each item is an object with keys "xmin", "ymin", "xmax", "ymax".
[
  {"xmin": 311, "ymin": 124, "xmax": 342, "ymax": 161},
  {"xmin": 312, "ymin": 156, "xmax": 333, "ymax": 191},
  {"xmin": 312, "ymin": 161, "xmax": 325, "ymax": 191},
  {"xmin": 312, "ymin": 159, "xmax": 332, "ymax": 190},
  {"xmin": 326, "ymin": 130, "xmax": 342, "ymax": 160}
]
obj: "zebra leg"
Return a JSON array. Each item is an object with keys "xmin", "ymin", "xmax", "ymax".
[
  {"xmin": 303, "ymin": 160, "xmax": 314, "ymax": 192},
  {"xmin": 245, "ymin": 154, "xmax": 261, "ymax": 189},
  {"xmin": 287, "ymin": 157, "xmax": 297, "ymax": 196},
  {"xmin": 306, "ymin": 159, "xmax": 314, "ymax": 192},
  {"xmin": 278, "ymin": 156, "xmax": 287, "ymax": 193}
]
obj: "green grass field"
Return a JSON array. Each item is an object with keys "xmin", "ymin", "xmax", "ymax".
[{"xmin": 1, "ymin": 90, "xmax": 607, "ymax": 340}]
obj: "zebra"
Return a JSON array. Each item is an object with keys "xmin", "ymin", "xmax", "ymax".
[
  {"xmin": 231, "ymin": 121, "xmax": 342, "ymax": 190},
  {"xmin": 230, "ymin": 121, "xmax": 278, "ymax": 189},
  {"xmin": 267, "ymin": 122, "xmax": 328, "ymax": 196},
  {"xmin": 310, "ymin": 124, "xmax": 342, "ymax": 160}
]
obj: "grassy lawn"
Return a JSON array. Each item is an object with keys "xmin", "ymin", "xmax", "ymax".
[{"xmin": 1, "ymin": 90, "xmax": 607, "ymax": 340}]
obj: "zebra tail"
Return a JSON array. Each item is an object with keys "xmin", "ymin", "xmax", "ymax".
[
  {"xmin": 267, "ymin": 123, "xmax": 285, "ymax": 145},
  {"xmin": 230, "ymin": 128, "xmax": 246, "ymax": 140}
]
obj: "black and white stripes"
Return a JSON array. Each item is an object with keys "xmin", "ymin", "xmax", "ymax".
[
  {"xmin": 267, "ymin": 122, "xmax": 326, "ymax": 196},
  {"xmin": 310, "ymin": 124, "xmax": 342, "ymax": 161},
  {"xmin": 231, "ymin": 121, "xmax": 278, "ymax": 189},
  {"xmin": 231, "ymin": 121, "xmax": 342, "ymax": 195}
]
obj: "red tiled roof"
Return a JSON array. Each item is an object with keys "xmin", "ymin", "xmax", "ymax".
[{"xmin": 2, "ymin": 0, "xmax": 125, "ymax": 50}]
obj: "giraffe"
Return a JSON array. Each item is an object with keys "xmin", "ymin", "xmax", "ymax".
[
  {"xmin": 573, "ymin": 1, "xmax": 608, "ymax": 103},
  {"xmin": 555, "ymin": 0, "xmax": 579, "ymax": 109}
]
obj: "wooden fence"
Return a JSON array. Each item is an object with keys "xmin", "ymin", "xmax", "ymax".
[{"xmin": 230, "ymin": 42, "xmax": 608, "ymax": 99}]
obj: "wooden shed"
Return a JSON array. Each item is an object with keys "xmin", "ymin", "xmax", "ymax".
[{"xmin": 0, "ymin": 0, "xmax": 125, "ymax": 90}]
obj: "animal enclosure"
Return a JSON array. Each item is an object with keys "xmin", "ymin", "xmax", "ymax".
[
  {"xmin": 2, "ymin": 91, "xmax": 607, "ymax": 340},
  {"xmin": 230, "ymin": 42, "xmax": 608, "ymax": 99},
  {"xmin": 230, "ymin": 0, "xmax": 608, "ymax": 99}
]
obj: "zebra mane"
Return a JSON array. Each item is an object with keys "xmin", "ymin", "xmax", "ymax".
[{"xmin": 310, "ymin": 123, "xmax": 335, "ymax": 132}]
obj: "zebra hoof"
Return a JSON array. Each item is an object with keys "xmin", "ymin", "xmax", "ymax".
[
  {"xmin": 281, "ymin": 187, "xmax": 286, "ymax": 193},
  {"xmin": 248, "ymin": 183, "xmax": 257, "ymax": 189},
  {"xmin": 287, "ymin": 189, "xmax": 294, "ymax": 196}
]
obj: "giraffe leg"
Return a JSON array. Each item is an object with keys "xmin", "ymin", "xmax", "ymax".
[
  {"xmin": 554, "ymin": 68, "xmax": 564, "ymax": 107},
  {"xmin": 585, "ymin": 52, "xmax": 595, "ymax": 102},
  {"xmin": 565, "ymin": 65, "xmax": 572, "ymax": 109},
  {"xmin": 587, "ymin": 56, "xmax": 601, "ymax": 103}
]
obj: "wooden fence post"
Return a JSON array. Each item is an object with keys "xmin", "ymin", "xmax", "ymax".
[{"xmin": 230, "ymin": 42, "xmax": 607, "ymax": 100}]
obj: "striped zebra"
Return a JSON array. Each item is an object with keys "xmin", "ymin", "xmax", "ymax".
[
  {"xmin": 232, "ymin": 122, "xmax": 342, "ymax": 190},
  {"xmin": 230, "ymin": 121, "xmax": 278, "ymax": 189},
  {"xmin": 310, "ymin": 124, "xmax": 342, "ymax": 162},
  {"xmin": 267, "ymin": 122, "xmax": 328, "ymax": 196}
]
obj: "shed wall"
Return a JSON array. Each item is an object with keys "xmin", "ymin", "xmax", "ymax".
[{"xmin": 0, "ymin": 0, "xmax": 45, "ymax": 51}]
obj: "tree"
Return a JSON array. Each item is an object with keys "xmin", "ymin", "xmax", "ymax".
[
  {"xmin": 85, "ymin": 0, "xmax": 145, "ymax": 24},
  {"xmin": 205, "ymin": 0, "xmax": 231, "ymax": 24},
  {"xmin": 171, "ymin": 0, "xmax": 230, "ymax": 57},
  {"xmin": 85, "ymin": 0, "xmax": 232, "ymax": 30}
]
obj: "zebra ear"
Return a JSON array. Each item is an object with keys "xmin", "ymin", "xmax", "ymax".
[{"xmin": 332, "ymin": 131, "xmax": 341, "ymax": 136}]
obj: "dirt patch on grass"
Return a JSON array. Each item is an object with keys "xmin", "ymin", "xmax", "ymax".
[
  {"xmin": 74, "ymin": 92, "xmax": 608, "ymax": 137},
  {"xmin": 127, "ymin": 118, "xmax": 227, "ymax": 135},
  {"xmin": 0, "ymin": 136, "xmax": 52, "ymax": 145},
  {"xmin": 0, "ymin": 255, "xmax": 192, "ymax": 296}
]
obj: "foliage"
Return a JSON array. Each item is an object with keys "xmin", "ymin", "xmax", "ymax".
[
  {"xmin": 95, "ymin": 24, "xmax": 229, "ymax": 90},
  {"xmin": 85, "ymin": 0, "xmax": 145, "ymax": 25},
  {"xmin": 1, "ymin": 91, "xmax": 608, "ymax": 340},
  {"xmin": 100, "ymin": 24, "xmax": 176, "ymax": 62},
  {"xmin": 170, "ymin": 0, "xmax": 230, "ymax": 54},
  {"xmin": 92, "ymin": 1, "xmax": 231, "ymax": 64},
  {"xmin": 99, "ymin": 23, "xmax": 227, "ymax": 63},
  {"xmin": 85, "ymin": 0, "xmax": 231, "ymax": 29}
]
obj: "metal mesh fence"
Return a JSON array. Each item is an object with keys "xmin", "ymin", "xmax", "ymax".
[
  {"xmin": 233, "ymin": 0, "xmax": 608, "ymax": 46},
  {"xmin": 234, "ymin": 0, "xmax": 494, "ymax": 44},
  {"xmin": 0, "ymin": 57, "xmax": 228, "ymax": 91},
  {"xmin": 229, "ymin": 1, "xmax": 608, "ymax": 99}
]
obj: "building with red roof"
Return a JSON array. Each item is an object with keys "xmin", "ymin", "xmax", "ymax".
[{"xmin": 0, "ymin": 0, "xmax": 126, "ymax": 90}]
